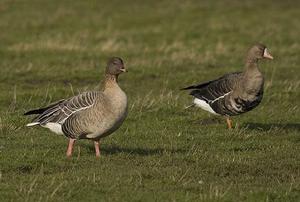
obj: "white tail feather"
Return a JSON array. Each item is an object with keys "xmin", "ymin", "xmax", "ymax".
[
  {"xmin": 194, "ymin": 98, "xmax": 218, "ymax": 115},
  {"xmin": 26, "ymin": 122, "xmax": 40, "ymax": 127}
]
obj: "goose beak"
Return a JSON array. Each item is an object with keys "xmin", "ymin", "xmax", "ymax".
[
  {"xmin": 263, "ymin": 48, "xmax": 274, "ymax": 60},
  {"xmin": 120, "ymin": 68, "xmax": 127, "ymax": 72}
]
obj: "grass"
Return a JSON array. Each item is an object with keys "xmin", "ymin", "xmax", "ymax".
[{"xmin": 0, "ymin": 0, "xmax": 299, "ymax": 201}]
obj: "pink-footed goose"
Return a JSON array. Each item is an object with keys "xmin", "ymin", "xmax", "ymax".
[
  {"xmin": 181, "ymin": 44, "xmax": 274, "ymax": 129},
  {"xmin": 24, "ymin": 57, "xmax": 128, "ymax": 157}
]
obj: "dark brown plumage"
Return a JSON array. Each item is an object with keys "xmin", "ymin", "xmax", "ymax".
[{"xmin": 181, "ymin": 44, "xmax": 274, "ymax": 129}]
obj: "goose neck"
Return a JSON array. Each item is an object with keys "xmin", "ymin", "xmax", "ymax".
[
  {"xmin": 103, "ymin": 74, "xmax": 119, "ymax": 89},
  {"xmin": 245, "ymin": 56, "xmax": 259, "ymax": 70}
]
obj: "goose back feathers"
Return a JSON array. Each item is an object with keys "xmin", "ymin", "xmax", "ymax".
[
  {"xmin": 184, "ymin": 71, "xmax": 263, "ymax": 116},
  {"xmin": 25, "ymin": 57, "xmax": 128, "ymax": 141},
  {"xmin": 182, "ymin": 44, "xmax": 272, "ymax": 117}
]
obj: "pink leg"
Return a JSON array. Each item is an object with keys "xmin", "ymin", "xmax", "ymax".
[
  {"xmin": 94, "ymin": 141, "xmax": 100, "ymax": 157},
  {"xmin": 66, "ymin": 138, "xmax": 76, "ymax": 157}
]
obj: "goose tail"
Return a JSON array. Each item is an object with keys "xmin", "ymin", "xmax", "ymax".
[
  {"xmin": 24, "ymin": 99, "xmax": 65, "ymax": 116},
  {"xmin": 24, "ymin": 108, "xmax": 46, "ymax": 115},
  {"xmin": 180, "ymin": 85, "xmax": 197, "ymax": 90},
  {"xmin": 26, "ymin": 122, "xmax": 40, "ymax": 127},
  {"xmin": 180, "ymin": 80, "xmax": 213, "ymax": 91}
]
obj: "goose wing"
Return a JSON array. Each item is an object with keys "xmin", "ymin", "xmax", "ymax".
[
  {"xmin": 25, "ymin": 91, "xmax": 98, "ymax": 126},
  {"xmin": 183, "ymin": 72, "xmax": 242, "ymax": 103}
]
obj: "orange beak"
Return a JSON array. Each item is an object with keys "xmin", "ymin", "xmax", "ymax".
[{"xmin": 263, "ymin": 48, "xmax": 274, "ymax": 60}]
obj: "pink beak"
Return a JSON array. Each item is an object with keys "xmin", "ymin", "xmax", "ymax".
[
  {"xmin": 120, "ymin": 68, "xmax": 127, "ymax": 72},
  {"xmin": 263, "ymin": 48, "xmax": 274, "ymax": 60}
]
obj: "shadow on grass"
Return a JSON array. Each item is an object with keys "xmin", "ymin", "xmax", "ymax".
[
  {"xmin": 88, "ymin": 145, "xmax": 186, "ymax": 156},
  {"xmin": 244, "ymin": 122, "xmax": 300, "ymax": 131},
  {"xmin": 16, "ymin": 165, "xmax": 34, "ymax": 174},
  {"xmin": 193, "ymin": 117, "xmax": 223, "ymax": 125}
]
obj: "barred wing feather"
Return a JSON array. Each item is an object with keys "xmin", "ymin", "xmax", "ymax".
[{"xmin": 29, "ymin": 92, "xmax": 98, "ymax": 125}]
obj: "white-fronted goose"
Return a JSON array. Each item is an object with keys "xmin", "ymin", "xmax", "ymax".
[
  {"xmin": 24, "ymin": 57, "xmax": 128, "ymax": 157},
  {"xmin": 181, "ymin": 44, "xmax": 273, "ymax": 129}
]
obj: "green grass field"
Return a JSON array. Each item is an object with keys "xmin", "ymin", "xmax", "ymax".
[{"xmin": 0, "ymin": 0, "xmax": 299, "ymax": 201}]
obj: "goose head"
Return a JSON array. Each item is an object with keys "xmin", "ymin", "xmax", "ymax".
[
  {"xmin": 106, "ymin": 57, "xmax": 126, "ymax": 75},
  {"xmin": 247, "ymin": 43, "xmax": 274, "ymax": 61}
]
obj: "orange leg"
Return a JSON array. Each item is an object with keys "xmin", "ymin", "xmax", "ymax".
[
  {"xmin": 225, "ymin": 117, "xmax": 233, "ymax": 129},
  {"xmin": 94, "ymin": 141, "xmax": 100, "ymax": 157},
  {"xmin": 66, "ymin": 138, "xmax": 76, "ymax": 157}
]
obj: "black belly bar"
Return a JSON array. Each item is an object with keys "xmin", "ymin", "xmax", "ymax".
[{"xmin": 210, "ymin": 97, "xmax": 262, "ymax": 116}]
